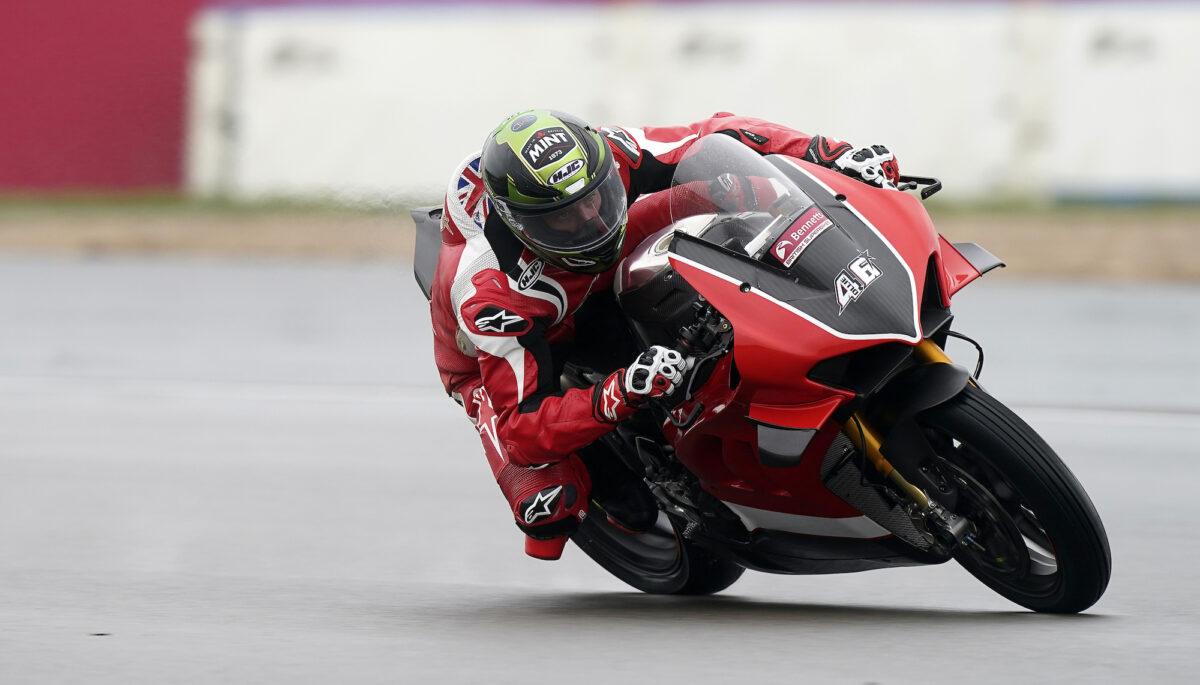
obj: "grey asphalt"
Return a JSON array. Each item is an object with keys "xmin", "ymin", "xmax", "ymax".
[{"xmin": 2, "ymin": 255, "xmax": 1198, "ymax": 683}]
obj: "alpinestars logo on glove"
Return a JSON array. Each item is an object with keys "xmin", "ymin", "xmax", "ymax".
[
  {"xmin": 522, "ymin": 485, "xmax": 563, "ymax": 524},
  {"xmin": 598, "ymin": 372, "xmax": 624, "ymax": 422}
]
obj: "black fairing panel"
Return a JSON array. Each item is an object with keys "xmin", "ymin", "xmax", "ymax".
[
  {"xmin": 772, "ymin": 158, "xmax": 919, "ymax": 339},
  {"xmin": 412, "ymin": 205, "xmax": 443, "ymax": 302},
  {"xmin": 670, "ymin": 158, "xmax": 919, "ymax": 341}
]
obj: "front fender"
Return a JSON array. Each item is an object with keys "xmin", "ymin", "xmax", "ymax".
[
  {"xmin": 871, "ymin": 360, "xmax": 971, "ymax": 505},
  {"xmin": 875, "ymin": 359, "xmax": 971, "ymax": 425}
]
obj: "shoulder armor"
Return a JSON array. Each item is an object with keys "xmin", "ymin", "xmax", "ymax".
[{"xmin": 445, "ymin": 151, "xmax": 490, "ymax": 239}]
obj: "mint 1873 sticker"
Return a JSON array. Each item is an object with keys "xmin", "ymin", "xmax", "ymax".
[{"xmin": 521, "ymin": 126, "xmax": 576, "ymax": 170}]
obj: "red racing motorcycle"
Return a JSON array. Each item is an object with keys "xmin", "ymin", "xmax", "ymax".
[{"xmin": 413, "ymin": 135, "xmax": 1111, "ymax": 613}]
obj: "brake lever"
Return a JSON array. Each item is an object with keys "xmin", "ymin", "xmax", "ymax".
[{"xmin": 896, "ymin": 174, "xmax": 943, "ymax": 200}]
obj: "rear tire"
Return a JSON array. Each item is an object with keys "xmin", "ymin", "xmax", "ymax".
[
  {"xmin": 917, "ymin": 384, "xmax": 1111, "ymax": 613},
  {"xmin": 571, "ymin": 510, "xmax": 745, "ymax": 595}
]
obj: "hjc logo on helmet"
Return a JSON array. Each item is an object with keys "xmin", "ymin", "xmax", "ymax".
[
  {"xmin": 521, "ymin": 127, "xmax": 576, "ymax": 169},
  {"xmin": 547, "ymin": 159, "xmax": 585, "ymax": 186}
]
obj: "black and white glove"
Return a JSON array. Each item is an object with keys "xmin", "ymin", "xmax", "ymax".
[
  {"xmin": 593, "ymin": 346, "xmax": 691, "ymax": 423},
  {"xmin": 805, "ymin": 136, "xmax": 901, "ymax": 189},
  {"xmin": 626, "ymin": 346, "xmax": 688, "ymax": 399}
]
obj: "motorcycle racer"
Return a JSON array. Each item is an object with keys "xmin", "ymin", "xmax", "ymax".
[{"xmin": 428, "ymin": 109, "xmax": 900, "ymax": 560}]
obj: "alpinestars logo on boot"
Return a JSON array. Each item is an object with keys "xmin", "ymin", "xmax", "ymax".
[{"xmin": 522, "ymin": 485, "xmax": 564, "ymax": 524}]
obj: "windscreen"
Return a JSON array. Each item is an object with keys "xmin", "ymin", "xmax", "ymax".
[
  {"xmin": 668, "ymin": 134, "xmax": 831, "ymax": 266},
  {"xmin": 664, "ymin": 134, "xmax": 920, "ymax": 342}
]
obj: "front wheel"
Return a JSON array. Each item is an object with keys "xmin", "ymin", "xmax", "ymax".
[
  {"xmin": 917, "ymin": 385, "xmax": 1111, "ymax": 613},
  {"xmin": 571, "ymin": 510, "xmax": 745, "ymax": 595}
]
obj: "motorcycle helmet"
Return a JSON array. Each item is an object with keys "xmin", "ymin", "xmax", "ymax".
[{"xmin": 481, "ymin": 109, "xmax": 628, "ymax": 273}]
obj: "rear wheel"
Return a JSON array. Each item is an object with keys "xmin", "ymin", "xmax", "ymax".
[
  {"xmin": 917, "ymin": 384, "xmax": 1111, "ymax": 613},
  {"xmin": 571, "ymin": 509, "xmax": 745, "ymax": 595}
]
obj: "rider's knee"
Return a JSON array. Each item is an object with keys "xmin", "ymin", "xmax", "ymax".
[{"xmin": 495, "ymin": 454, "xmax": 592, "ymax": 560}]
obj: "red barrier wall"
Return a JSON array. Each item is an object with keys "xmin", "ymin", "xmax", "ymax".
[
  {"xmin": 0, "ymin": 0, "xmax": 614, "ymax": 190},
  {"xmin": 0, "ymin": 0, "xmax": 788, "ymax": 191},
  {"xmin": 0, "ymin": 0, "xmax": 217, "ymax": 190}
]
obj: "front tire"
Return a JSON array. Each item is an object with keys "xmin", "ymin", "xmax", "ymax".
[
  {"xmin": 571, "ymin": 510, "xmax": 744, "ymax": 595},
  {"xmin": 917, "ymin": 384, "xmax": 1111, "ymax": 613}
]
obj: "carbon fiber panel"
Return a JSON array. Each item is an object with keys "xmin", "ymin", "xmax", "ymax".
[{"xmin": 819, "ymin": 433, "xmax": 932, "ymax": 550}]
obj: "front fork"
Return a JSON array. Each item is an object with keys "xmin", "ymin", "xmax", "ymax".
[{"xmin": 842, "ymin": 339, "xmax": 974, "ymax": 551}]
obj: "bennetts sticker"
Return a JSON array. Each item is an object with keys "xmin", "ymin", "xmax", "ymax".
[{"xmin": 771, "ymin": 205, "xmax": 832, "ymax": 267}]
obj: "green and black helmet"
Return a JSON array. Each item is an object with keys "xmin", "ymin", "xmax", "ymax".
[{"xmin": 481, "ymin": 109, "xmax": 628, "ymax": 273}]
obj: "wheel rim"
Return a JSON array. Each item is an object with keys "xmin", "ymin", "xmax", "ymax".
[
  {"xmin": 579, "ymin": 508, "xmax": 685, "ymax": 578},
  {"xmin": 928, "ymin": 436, "xmax": 1062, "ymax": 597}
]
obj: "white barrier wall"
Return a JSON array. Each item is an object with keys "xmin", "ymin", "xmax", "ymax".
[{"xmin": 186, "ymin": 2, "xmax": 1200, "ymax": 203}]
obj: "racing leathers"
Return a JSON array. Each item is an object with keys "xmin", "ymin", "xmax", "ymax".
[{"xmin": 428, "ymin": 112, "xmax": 896, "ymax": 559}]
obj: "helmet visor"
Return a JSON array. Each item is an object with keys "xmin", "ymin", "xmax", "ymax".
[{"xmin": 502, "ymin": 166, "xmax": 628, "ymax": 253}]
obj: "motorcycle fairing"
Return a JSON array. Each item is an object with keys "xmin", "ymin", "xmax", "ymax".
[
  {"xmin": 766, "ymin": 156, "xmax": 922, "ymax": 341},
  {"xmin": 671, "ymin": 232, "xmax": 918, "ymax": 344},
  {"xmin": 412, "ymin": 205, "xmax": 444, "ymax": 301},
  {"xmin": 669, "ymin": 201, "xmax": 922, "ymax": 344},
  {"xmin": 937, "ymin": 237, "xmax": 1006, "ymax": 300}
]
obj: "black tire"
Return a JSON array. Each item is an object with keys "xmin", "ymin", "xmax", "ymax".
[
  {"xmin": 917, "ymin": 384, "xmax": 1111, "ymax": 613},
  {"xmin": 571, "ymin": 510, "xmax": 745, "ymax": 595}
]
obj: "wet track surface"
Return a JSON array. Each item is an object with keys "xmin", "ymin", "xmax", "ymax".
[{"xmin": 2, "ymin": 256, "xmax": 1199, "ymax": 683}]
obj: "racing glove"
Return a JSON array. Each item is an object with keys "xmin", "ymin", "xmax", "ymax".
[
  {"xmin": 708, "ymin": 172, "xmax": 758, "ymax": 211},
  {"xmin": 593, "ymin": 346, "xmax": 690, "ymax": 424},
  {"xmin": 805, "ymin": 135, "xmax": 901, "ymax": 189}
]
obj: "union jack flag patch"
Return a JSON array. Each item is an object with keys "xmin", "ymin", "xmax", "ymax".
[{"xmin": 455, "ymin": 156, "xmax": 491, "ymax": 230}]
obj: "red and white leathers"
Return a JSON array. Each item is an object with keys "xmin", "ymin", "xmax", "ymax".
[{"xmin": 428, "ymin": 113, "xmax": 858, "ymax": 559}]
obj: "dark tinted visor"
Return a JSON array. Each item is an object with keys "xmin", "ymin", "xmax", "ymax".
[{"xmin": 506, "ymin": 166, "xmax": 628, "ymax": 252}]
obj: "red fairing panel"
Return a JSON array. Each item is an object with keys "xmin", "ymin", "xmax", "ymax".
[
  {"xmin": 660, "ymin": 161, "xmax": 954, "ymax": 517},
  {"xmin": 936, "ymin": 236, "xmax": 983, "ymax": 301},
  {"xmin": 807, "ymin": 164, "xmax": 943, "ymax": 312},
  {"xmin": 671, "ymin": 256, "xmax": 865, "ymax": 404},
  {"xmin": 661, "ymin": 357, "xmax": 863, "ymax": 517}
]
